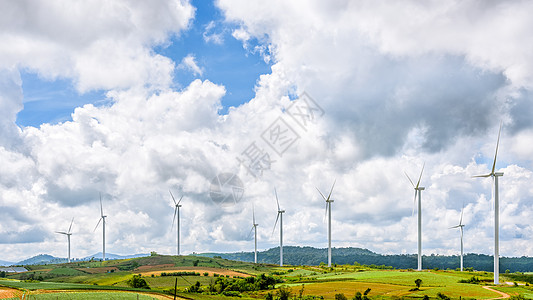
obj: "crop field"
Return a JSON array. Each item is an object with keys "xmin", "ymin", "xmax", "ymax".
[
  {"xmin": 2, "ymin": 255, "xmax": 533, "ymax": 299},
  {"xmin": 4, "ymin": 291, "xmax": 170, "ymax": 299}
]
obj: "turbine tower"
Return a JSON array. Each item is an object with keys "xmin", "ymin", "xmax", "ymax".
[
  {"xmin": 94, "ymin": 193, "xmax": 107, "ymax": 262},
  {"xmin": 272, "ymin": 188, "xmax": 285, "ymax": 267},
  {"xmin": 249, "ymin": 204, "xmax": 259, "ymax": 263},
  {"xmin": 405, "ymin": 163, "xmax": 425, "ymax": 271},
  {"xmin": 170, "ymin": 190, "xmax": 183, "ymax": 256},
  {"xmin": 56, "ymin": 218, "xmax": 74, "ymax": 263},
  {"xmin": 473, "ymin": 123, "xmax": 503, "ymax": 284},
  {"xmin": 450, "ymin": 203, "xmax": 465, "ymax": 271},
  {"xmin": 316, "ymin": 180, "xmax": 336, "ymax": 268}
]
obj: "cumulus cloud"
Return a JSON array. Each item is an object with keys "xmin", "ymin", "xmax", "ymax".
[
  {"xmin": 178, "ymin": 54, "xmax": 204, "ymax": 76},
  {"xmin": 1, "ymin": 0, "xmax": 533, "ymax": 262},
  {"xmin": 0, "ymin": 0, "xmax": 195, "ymax": 91}
]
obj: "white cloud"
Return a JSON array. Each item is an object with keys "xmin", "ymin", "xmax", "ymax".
[
  {"xmin": 178, "ymin": 54, "xmax": 204, "ymax": 77},
  {"xmin": 203, "ymin": 20, "xmax": 225, "ymax": 45},
  {"xmin": 1, "ymin": 0, "xmax": 533, "ymax": 263},
  {"xmin": 0, "ymin": 0, "xmax": 195, "ymax": 92}
]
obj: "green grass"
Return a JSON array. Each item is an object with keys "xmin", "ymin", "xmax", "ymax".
[
  {"xmin": 18, "ymin": 291, "xmax": 158, "ymax": 299},
  {"xmin": 0, "ymin": 279, "xmax": 147, "ymax": 292},
  {"xmin": 143, "ymin": 275, "xmax": 215, "ymax": 289}
]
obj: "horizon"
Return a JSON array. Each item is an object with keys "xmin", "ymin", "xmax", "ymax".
[
  {"xmin": 4, "ymin": 245, "xmax": 533, "ymax": 265},
  {"xmin": 1, "ymin": 1, "xmax": 533, "ymax": 263}
]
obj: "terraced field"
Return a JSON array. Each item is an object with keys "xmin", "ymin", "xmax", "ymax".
[{"xmin": 1, "ymin": 255, "xmax": 532, "ymax": 299}]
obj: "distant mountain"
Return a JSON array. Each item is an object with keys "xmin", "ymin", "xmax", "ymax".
[
  {"xmin": 10, "ymin": 253, "xmax": 150, "ymax": 266},
  {"xmin": 0, "ymin": 260, "xmax": 14, "ymax": 266},
  {"xmin": 17, "ymin": 254, "xmax": 62, "ymax": 265},
  {"xmin": 198, "ymin": 246, "xmax": 533, "ymax": 272},
  {"xmin": 83, "ymin": 253, "xmax": 149, "ymax": 261}
]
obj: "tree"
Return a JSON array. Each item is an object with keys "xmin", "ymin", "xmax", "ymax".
[
  {"xmin": 126, "ymin": 274, "xmax": 150, "ymax": 289},
  {"xmin": 415, "ymin": 278, "xmax": 423, "ymax": 289},
  {"xmin": 335, "ymin": 293, "xmax": 347, "ymax": 300},
  {"xmin": 276, "ymin": 286, "xmax": 292, "ymax": 300},
  {"xmin": 188, "ymin": 281, "xmax": 201, "ymax": 293}
]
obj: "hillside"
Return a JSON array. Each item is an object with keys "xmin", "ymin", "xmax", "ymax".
[
  {"xmin": 1, "ymin": 253, "xmax": 533, "ymax": 299},
  {"xmin": 198, "ymin": 246, "xmax": 533, "ymax": 272}
]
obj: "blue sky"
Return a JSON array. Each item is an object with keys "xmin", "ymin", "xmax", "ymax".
[{"xmin": 17, "ymin": 0, "xmax": 271, "ymax": 127}]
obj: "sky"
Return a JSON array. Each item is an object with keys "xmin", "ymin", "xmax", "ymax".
[{"xmin": 1, "ymin": 0, "xmax": 533, "ymax": 263}]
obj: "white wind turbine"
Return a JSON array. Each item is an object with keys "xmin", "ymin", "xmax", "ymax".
[
  {"xmin": 272, "ymin": 188, "xmax": 285, "ymax": 267},
  {"xmin": 248, "ymin": 204, "xmax": 259, "ymax": 264},
  {"xmin": 450, "ymin": 203, "xmax": 465, "ymax": 272},
  {"xmin": 56, "ymin": 218, "xmax": 74, "ymax": 263},
  {"xmin": 405, "ymin": 163, "xmax": 425, "ymax": 271},
  {"xmin": 94, "ymin": 194, "xmax": 107, "ymax": 262},
  {"xmin": 170, "ymin": 190, "xmax": 183, "ymax": 256},
  {"xmin": 473, "ymin": 123, "xmax": 503, "ymax": 284},
  {"xmin": 316, "ymin": 180, "xmax": 336, "ymax": 268}
]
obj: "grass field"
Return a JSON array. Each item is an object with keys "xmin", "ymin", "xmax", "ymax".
[
  {"xmin": 5, "ymin": 291, "xmax": 168, "ymax": 299},
  {"xmin": 2, "ymin": 255, "xmax": 533, "ymax": 299}
]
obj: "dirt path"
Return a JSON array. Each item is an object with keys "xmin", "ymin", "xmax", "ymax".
[{"xmin": 482, "ymin": 286, "xmax": 511, "ymax": 299}]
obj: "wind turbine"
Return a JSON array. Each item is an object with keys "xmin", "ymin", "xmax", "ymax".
[
  {"xmin": 56, "ymin": 218, "xmax": 74, "ymax": 263},
  {"xmin": 94, "ymin": 193, "xmax": 107, "ymax": 262},
  {"xmin": 473, "ymin": 123, "xmax": 503, "ymax": 284},
  {"xmin": 405, "ymin": 163, "xmax": 425, "ymax": 271},
  {"xmin": 170, "ymin": 190, "xmax": 183, "ymax": 256},
  {"xmin": 272, "ymin": 188, "xmax": 285, "ymax": 267},
  {"xmin": 450, "ymin": 203, "xmax": 465, "ymax": 272},
  {"xmin": 316, "ymin": 180, "xmax": 335, "ymax": 268},
  {"xmin": 248, "ymin": 204, "xmax": 259, "ymax": 264}
]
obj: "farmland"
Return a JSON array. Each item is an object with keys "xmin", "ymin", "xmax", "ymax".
[{"xmin": 1, "ymin": 254, "xmax": 533, "ymax": 299}]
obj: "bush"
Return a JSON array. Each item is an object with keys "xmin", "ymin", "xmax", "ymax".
[
  {"xmin": 276, "ymin": 286, "xmax": 292, "ymax": 300},
  {"xmin": 437, "ymin": 292, "xmax": 450, "ymax": 300},
  {"xmin": 458, "ymin": 276, "xmax": 481, "ymax": 284},
  {"xmin": 223, "ymin": 290, "xmax": 242, "ymax": 297},
  {"xmin": 126, "ymin": 275, "xmax": 150, "ymax": 289},
  {"xmin": 188, "ymin": 281, "xmax": 201, "ymax": 293},
  {"xmin": 204, "ymin": 272, "xmax": 209, "ymax": 276},
  {"xmin": 335, "ymin": 293, "xmax": 347, "ymax": 300}
]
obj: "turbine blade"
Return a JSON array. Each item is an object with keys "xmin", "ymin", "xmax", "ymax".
[
  {"xmin": 416, "ymin": 162, "xmax": 425, "ymax": 189},
  {"xmin": 94, "ymin": 217, "xmax": 102, "ymax": 232},
  {"xmin": 171, "ymin": 207, "xmax": 177, "ymax": 230},
  {"xmin": 411, "ymin": 191, "xmax": 417, "ymax": 216},
  {"xmin": 252, "ymin": 204, "xmax": 256, "ymax": 224},
  {"xmin": 449, "ymin": 225, "xmax": 460, "ymax": 229},
  {"xmin": 472, "ymin": 174, "xmax": 491, "ymax": 178},
  {"xmin": 491, "ymin": 176, "xmax": 495, "ymax": 211},
  {"xmin": 491, "ymin": 122, "xmax": 502, "ymax": 175},
  {"xmin": 272, "ymin": 213, "xmax": 280, "ymax": 235},
  {"xmin": 56, "ymin": 231, "xmax": 67, "ymax": 235},
  {"xmin": 327, "ymin": 179, "xmax": 336, "ymax": 201},
  {"xmin": 169, "ymin": 190, "xmax": 177, "ymax": 206},
  {"xmin": 248, "ymin": 226, "xmax": 254, "ymax": 240},
  {"xmin": 459, "ymin": 202, "xmax": 464, "ymax": 226},
  {"xmin": 178, "ymin": 195, "xmax": 183, "ymax": 205},
  {"xmin": 99, "ymin": 193, "xmax": 104, "ymax": 217},
  {"xmin": 324, "ymin": 201, "xmax": 328, "ymax": 222},
  {"xmin": 405, "ymin": 172, "xmax": 415, "ymax": 188},
  {"xmin": 275, "ymin": 188, "xmax": 280, "ymax": 211},
  {"xmin": 316, "ymin": 187, "xmax": 327, "ymax": 201},
  {"xmin": 68, "ymin": 217, "xmax": 74, "ymax": 234}
]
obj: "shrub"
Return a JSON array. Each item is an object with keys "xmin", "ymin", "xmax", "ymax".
[
  {"xmin": 458, "ymin": 276, "xmax": 481, "ymax": 284},
  {"xmin": 204, "ymin": 272, "xmax": 209, "ymax": 276},
  {"xmin": 223, "ymin": 291, "xmax": 242, "ymax": 297},
  {"xmin": 126, "ymin": 275, "xmax": 150, "ymax": 289},
  {"xmin": 437, "ymin": 292, "xmax": 450, "ymax": 300},
  {"xmin": 335, "ymin": 293, "xmax": 347, "ymax": 300},
  {"xmin": 276, "ymin": 286, "xmax": 292, "ymax": 300}
]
